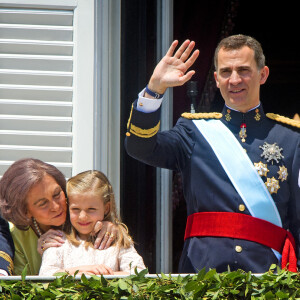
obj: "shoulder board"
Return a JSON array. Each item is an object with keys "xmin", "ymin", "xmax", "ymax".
[
  {"xmin": 181, "ymin": 112, "xmax": 223, "ymax": 119},
  {"xmin": 266, "ymin": 113, "xmax": 300, "ymax": 129}
]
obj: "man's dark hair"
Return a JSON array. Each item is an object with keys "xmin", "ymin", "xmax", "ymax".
[{"xmin": 214, "ymin": 34, "xmax": 265, "ymax": 70}]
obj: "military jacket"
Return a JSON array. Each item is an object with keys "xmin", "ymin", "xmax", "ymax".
[
  {"xmin": 0, "ymin": 215, "xmax": 14, "ymax": 275},
  {"xmin": 125, "ymin": 101, "xmax": 300, "ymax": 273}
]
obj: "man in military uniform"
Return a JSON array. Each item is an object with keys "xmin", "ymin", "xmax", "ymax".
[
  {"xmin": 125, "ymin": 34, "xmax": 300, "ymax": 273},
  {"xmin": 0, "ymin": 215, "xmax": 14, "ymax": 275}
]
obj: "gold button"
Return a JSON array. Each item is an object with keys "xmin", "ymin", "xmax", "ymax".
[
  {"xmin": 244, "ymin": 148, "xmax": 247, "ymax": 152},
  {"xmin": 139, "ymin": 102, "xmax": 144, "ymax": 106},
  {"xmin": 235, "ymin": 245, "xmax": 242, "ymax": 253},
  {"xmin": 126, "ymin": 132, "xmax": 131, "ymax": 137},
  {"xmin": 239, "ymin": 204, "xmax": 245, "ymax": 212}
]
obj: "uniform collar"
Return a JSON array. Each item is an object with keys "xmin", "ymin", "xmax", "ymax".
[{"xmin": 221, "ymin": 103, "xmax": 265, "ymax": 127}]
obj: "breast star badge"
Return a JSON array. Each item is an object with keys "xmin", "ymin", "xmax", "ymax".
[
  {"xmin": 259, "ymin": 142, "xmax": 284, "ymax": 164},
  {"xmin": 254, "ymin": 161, "xmax": 269, "ymax": 177},
  {"xmin": 265, "ymin": 177, "xmax": 280, "ymax": 194},
  {"xmin": 278, "ymin": 165, "xmax": 288, "ymax": 182}
]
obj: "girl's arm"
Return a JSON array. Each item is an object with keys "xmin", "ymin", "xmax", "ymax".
[
  {"xmin": 62, "ymin": 264, "xmax": 114, "ymax": 276},
  {"xmin": 39, "ymin": 246, "xmax": 64, "ymax": 276},
  {"xmin": 118, "ymin": 245, "xmax": 147, "ymax": 274}
]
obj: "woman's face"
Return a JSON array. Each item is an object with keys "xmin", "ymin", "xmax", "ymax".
[{"xmin": 26, "ymin": 174, "xmax": 67, "ymax": 232}]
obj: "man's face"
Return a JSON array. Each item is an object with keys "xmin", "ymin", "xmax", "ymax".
[{"xmin": 214, "ymin": 46, "xmax": 269, "ymax": 113}]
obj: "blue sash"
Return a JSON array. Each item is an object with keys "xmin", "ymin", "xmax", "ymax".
[{"xmin": 192, "ymin": 119, "xmax": 282, "ymax": 227}]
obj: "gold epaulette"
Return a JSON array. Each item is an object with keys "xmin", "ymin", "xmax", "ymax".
[
  {"xmin": 181, "ymin": 112, "xmax": 223, "ymax": 119},
  {"xmin": 0, "ymin": 251, "xmax": 14, "ymax": 275},
  {"xmin": 266, "ymin": 113, "xmax": 300, "ymax": 129}
]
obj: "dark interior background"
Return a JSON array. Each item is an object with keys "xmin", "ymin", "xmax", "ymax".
[{"xmin": 120, "ymin": 0, "xmax": 300, "ymax": 273}]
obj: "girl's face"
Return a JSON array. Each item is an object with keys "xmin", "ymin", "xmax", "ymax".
[
  {"xmin": 26, "ymin": 174, "xmax": 67, "ymax": 233},
  {"xmin": 68, "ymin": 192, "xmax": 110, "ymax": 240}
]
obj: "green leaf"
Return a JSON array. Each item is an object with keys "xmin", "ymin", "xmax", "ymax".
[
  {"xmin": 21, "ymin": 264, "xmax": 28, "ymax": 282},
  {"xmin": 118, "ymin": 279, "xmax": 129, "ymax": 291},
  {"xmin": 204, "ymin": 269, "xmax": 216, "ymax": 280},
  {"xmin": 184, "ymin": 281, "xmax": 199, "ymax": 293},
  {"xmin": 269, "ymin": 264, "xmax": 277, "ymax": 271},
  {"xmin": 100, "ymin": 275, "xmax": 108, "ymax": 286},
  {"xmin": 53, "ymin": 272, "xmax": 68, "ymax": 277},
  {"xmin": 80, "ymin": 273, "xmax": 89, "ymax": 285},
  {"xmin": 196, "ymin": 268, "xmax": 206, "ymax": 281},
  {"xmin": 264, "ymin": 291, "xmax": 275, "ymax": 299},
  {"xmin": 212, "ymin": 290, "xmax": 219, "ymax": 300},
  {"xmin": 136, "ymin": 268, "xmax": 148, "ymax": 278},
  {"xmin": 11, "ymin": 293, "xmax": 23, "ymax": 300},
  {"xmin": 160, "ymin": 272, "xmax": 168, "ymax": 280}
]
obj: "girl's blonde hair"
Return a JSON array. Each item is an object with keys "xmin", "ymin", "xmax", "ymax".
[{"xmin": 64, "ymin": 170, "xmax": 132, "ymax": 249}]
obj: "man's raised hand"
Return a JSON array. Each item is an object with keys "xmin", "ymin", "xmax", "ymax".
[{"xmin": 147, "ymin": 40, "xmax": 199, "ymax": 95}]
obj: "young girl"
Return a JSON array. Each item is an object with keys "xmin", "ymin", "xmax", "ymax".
[{"xmin": 39, "ymin": 170, "xmax": 146, "ymax": 276}]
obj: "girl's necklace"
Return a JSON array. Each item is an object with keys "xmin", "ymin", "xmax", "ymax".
[{"xmin": 32, "ymin": 218, "xmax": 43, "ymax": 237}]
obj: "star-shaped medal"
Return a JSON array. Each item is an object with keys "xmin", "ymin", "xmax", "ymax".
[
  {"xmin": 278, "ymin": 165, "xmax": 288, "ymax": 182},
  {"xmin": 259, "ymin": 142, "xmax": 284, "ymax": 164},
  {"xmin": 265, "ymin": 177, "xmax": 280, "ymax": 194},
  {"xmin": 254, "ymin": 161, "xmax": 269, "ymax": 177}
]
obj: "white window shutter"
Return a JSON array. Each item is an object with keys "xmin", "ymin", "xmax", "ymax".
[{"xmin": 0, "ymin": 7, "xmax": 74, "ymax": 178}]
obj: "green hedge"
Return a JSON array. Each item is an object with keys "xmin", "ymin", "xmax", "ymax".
[{"xmin": 1, "ymin": 265, "xmax": 300, "ymax": 299}]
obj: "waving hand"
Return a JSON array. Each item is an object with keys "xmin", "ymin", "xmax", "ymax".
[{"xmin": 147, "ymin": 40, "xmax": 200, "ymax": 95}]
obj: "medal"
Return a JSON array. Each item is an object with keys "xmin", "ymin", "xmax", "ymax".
[
  {"xmin": 254, "ymin": 108, "xmax": 261, "ymax": 121},
  {"xmin": 225, "ymin": 109, "xmax": 231, "ymax": 121},
  {"xmin": 259, "ymin": 142, "xmax": 284, "ymax": 164},
  {"xmin": 254, "ymin": 161, "xmax": 269, "ymax": 177},
  {"xmin": 278, "ymin": 165, "xmax": 288, "ymax": 182},
  {"xmin": 265, "ymin": 177, "xmax": 280, "ymax": 194},
  {"xmin": 239, "ymin": 123, "xmax": 247, "ymax": 143}
]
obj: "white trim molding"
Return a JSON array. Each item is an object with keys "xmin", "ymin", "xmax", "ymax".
[
  {"xmin": 156, "ymin": 0, "xmax": 173, "ymax": 274},
  {"xmin": 94, "ymin": 0, "xmax": 121, "ymax": 209}
]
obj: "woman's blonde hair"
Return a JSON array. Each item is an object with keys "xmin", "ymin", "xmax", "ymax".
[{"xmin": 64, "ymin": 170, "xmax": 132, "ymax": 249}]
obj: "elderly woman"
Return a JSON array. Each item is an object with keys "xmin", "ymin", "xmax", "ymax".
[{"xmin": 0, "ymin": 158, "xmax": 118, "ymax": 275}]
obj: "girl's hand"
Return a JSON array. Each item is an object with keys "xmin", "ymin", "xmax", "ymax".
[
  {"xmin": 37, "ymin": 229, "xmax": 65, "ymax": 255},
  {"xmin": 66, "ymin": 264, "xmax": 114, "ymax": 276},
  {"xmin": 91, "ymin": 221, "xmax": 119, "ymax": 250}
]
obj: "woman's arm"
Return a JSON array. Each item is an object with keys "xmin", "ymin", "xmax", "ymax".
[
  {"xmin": 37, "ymin": 222, "xmax": 119, "ymax": 252},
  {"xmin": 37, "ymin": 229, "xmax": 65, "ymax": 255}
]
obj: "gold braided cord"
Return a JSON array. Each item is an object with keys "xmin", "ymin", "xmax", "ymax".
[
  {"xmin": 181, "ymin": 112, "xmax": 223, "ymax": 119},
  {"xmin": 130, "ymin": 121, "xmax": 160, "ymax": 138},
  {"xmin": 126, "ymin": 104, "xmax": 134, "ymax": 129},
  {"xmin": 0, "ymin": 251, "xmax": 14, "ymax": 275},
  {"xmin": 266, "ymin": 113, "xmax": 300, "ymax": 129}
]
